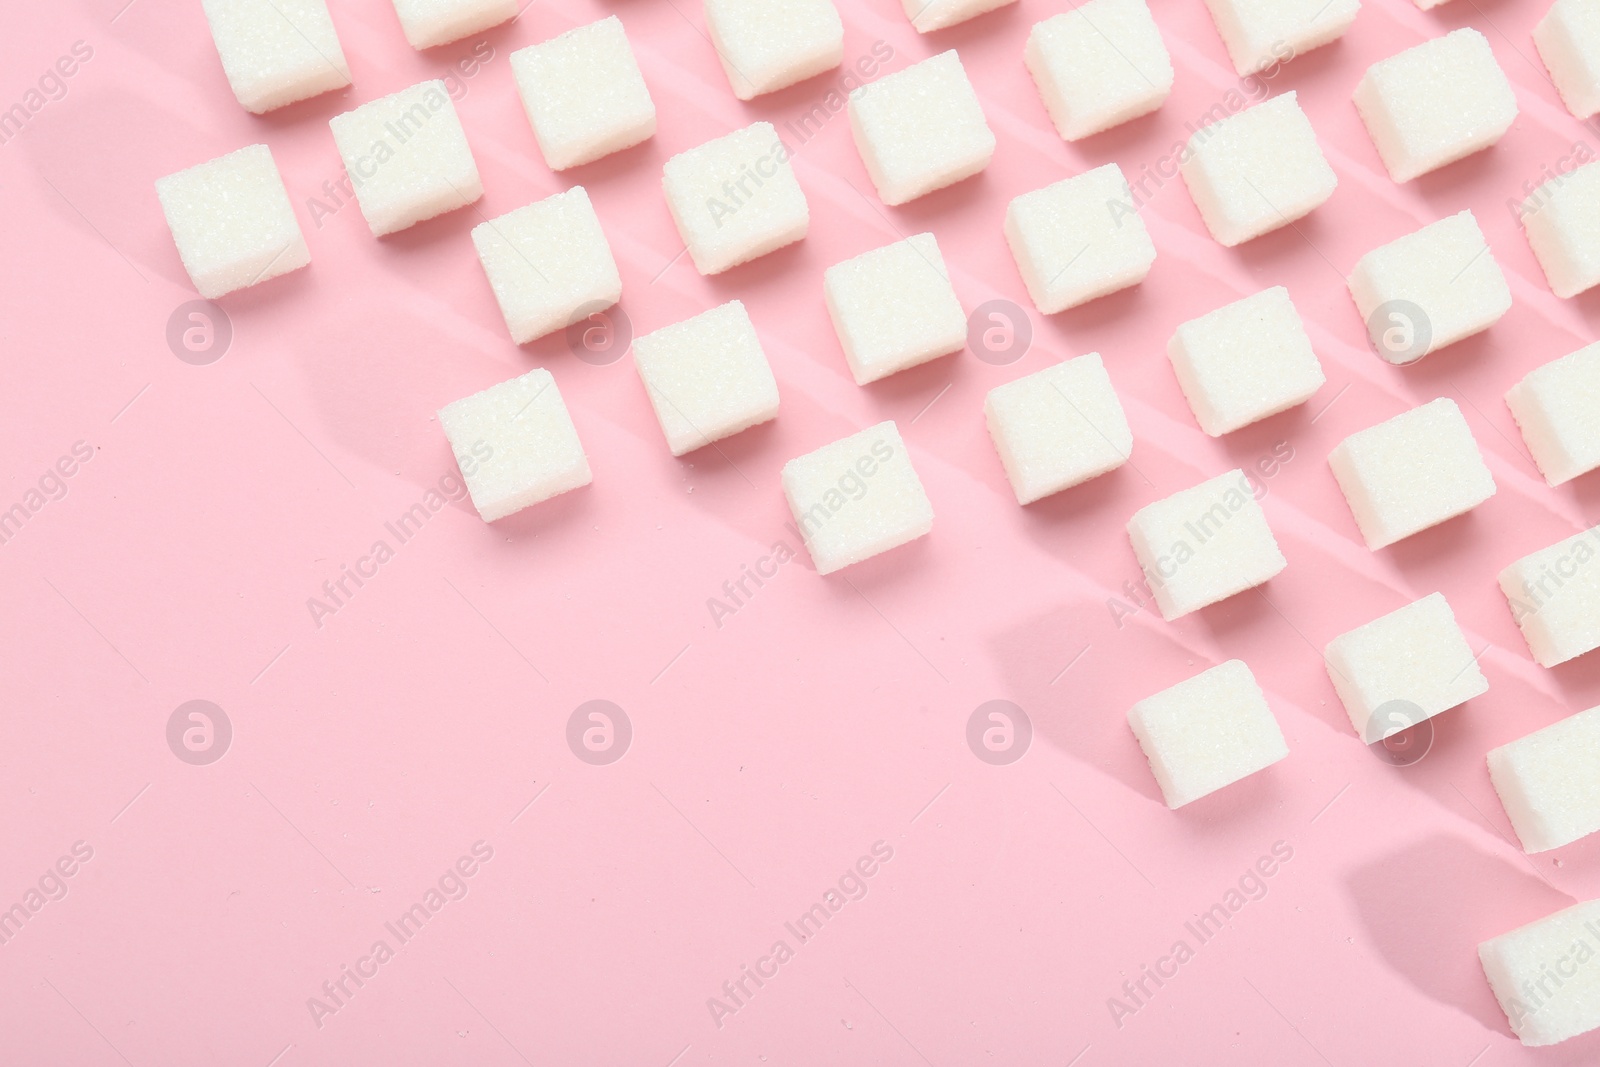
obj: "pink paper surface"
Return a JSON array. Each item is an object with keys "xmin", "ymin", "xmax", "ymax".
[{"xmin": 4, "ymin": 0, "xmax": 1600, "ymax": 1063}]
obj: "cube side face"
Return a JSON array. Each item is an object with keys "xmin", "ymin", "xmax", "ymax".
[
  {"xmin": 662, "ymin": 122, "xmax": 809, "ymax": 274},
  {"xmin": 1522, "ymin": 161, "xmax": 1600, "ymax": 298},
  {"xmin": 391, "ymin": 0, "xmax": 517, "ymax": 49},
  {"xmin": 203, "ymin": 0, "xmax": 351, "ymax": 113},
  {"xmin": 704, "ymin": 0, "xmax": 843, "ymax": 99},
  {"xmin": 1488, "ymin": 705, "xmax": 1600, "ymax": 853},
  {"xmin": 1203, "ymin": 0, "xmax": 1358, "ymax": 75},
  {"xmin": 633, "ymin": 302, "xmax": 780, "ymax": 456},
  {"xmin": 511, "ymin": 19, "xmax": 656, "ymax": 170},
  {"xmin": 1535, "ymin": 0, "xmax": 1600, "ymax": 119},
  {"xmin": 822, "ymin": 233, "xmax": 966, "ymax": 384},
  {"xmin": 984, "ymin": 353, "xmax": 1131, "ymax": 504},
  {"xmin": 781, "ymin": 422, "xmax": 933, "ymax": 574},
  {"xmin": 1506, "ymin": 342, "xmax": 1600, "ymax": 485},
  {"xmin": 1499, "ymin": 526, "xmax": 1600, "ymax": 666},
  {"xmin": 1166, "ymin": 287, "xmax": 1324, "ymax": 435},
  {"xmin": 437, "ymin": 369, "xmax": 592, "ymax": 521},
  {"xmin": 471, "ymin": 189, "xmax": 622, "ymax": 345},
  {"xmin": 1003, "ymin": 164, "xmax": 1155, "ymax": 313},
  {"xmin": 901, "ymin": 0, "xmax": 1017, "ymax": 33},
  {"xmin": 847, "ymin": 51, "xmax": 995, "ymax": 205},
  {"xmin": 1024, "ymin": 0, "xmax": 1173, "ymax": 141},
  {"xmin": 1479, "ymin": 899, "xmax": 1600, "ymax": 1046}
]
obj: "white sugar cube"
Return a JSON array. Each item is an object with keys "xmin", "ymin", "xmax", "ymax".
[
  {"xmin": 470, "ymin": 187, "xmax": 621, "ymax": 345},
  {"xmin": 1536, "ymin": 0, "xmax": 1600, "ymax": 119},
  {"xmin": 1202, "ymin": 0, "xmax": 1359, "ymax": 76},
  {"xmin": 438, "ymin": 368, "xmax": 591, "ymax": 521},
  {"xmin": 510, "ymin": 17, "xmax": 656, "ymax": 171},
  {"xmin": 823, "ymin": 233, "xmax": 965, "ymax": 385},
  {"xmin": 662, "ymin": 121, "xmax": 808, "ymax": 275},
  {"xmin": 1479, "ymin": 898, "xmax": 1600, "ymax": 1046},
  {"xmin": 984, "ymin": 354, "xmax": 1132, "ymax": 505},
  {"xmin": 1490, "ymin": 705, "xmax": 1600, "ymax": 853},
  {"xmin": 1353, "ymin": 29, "xmax": 1517, "ymax": 183},
  {"xmin": 1499, "ymin": 526, "xmax": 1600, "ymax": 667},
  {"xmin": 1024, "ymin": 0, "xmax": 1173, "ymax": 141},
  {"xmin": 901, "ymin": 0, "xmax": 1017, "ymax": 33},
  {"xmin": 1168, "ymin": 287, "xmax": 1325, "ymax": 436},
  {"xmin": 632, "ymin": 301, "xmax": 780, "ymax": 456},
  {"xmin": 1126, "ymin": 469, "xmax": 1287, "ymax": 620},
  {"xmin": 848, "ymin": 50, "xmax": 995, "ymax": 206},
  {"xmin": 1328, "ymin": 398, "xmax": 1496, "ymax": 550},
  {"xmin": 155, "ymin": 144, "xmax": 310, "ymax": 299},
  {"xmin": 1128, "ymin": 660, "xmax": 1289, "ymax": 808},
  {"xmin": 1324, "ymin": 592, "xmax": 1488, "ymax": 740},
  {"xmin": 202, "ymin": 0, "xmax": 351, "ymax": 114},
  {"xmin": 390, "ymin": 0, "xmax": 515, "ymax": 49},
  {"xmin": 705, "ymin": 0, "xmax": 843, "ymax": 100},
  {"xmin": 1347, "ymin": 211, "xmax": 1510, "ymax": 363},
  {"xmin": 329, "ymin": 80, "xmax": 482, "ymax": 236},
  {"xmin": 1521, "ymin": 160, "xmax": 1600, "ymax": 298},
  {"xmin": 1004, "ymin": 163, "xmax": 1156, "ymax": 314},
  {"xmin": 1507, "ymin": 342, "xmax": 1600, "ymax": 486},
  {"xmin": 1179, "ymin": 91, "xmax": 1337, "ymax": 247},
  {"xmin": 782, "ymin": 421, "xmax": 933, "ymax": 575}
]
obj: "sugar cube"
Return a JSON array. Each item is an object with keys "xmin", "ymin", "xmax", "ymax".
[
  {"xmin": 1499, "ymin": 526, "xmax": 1600, "ymax": 667},
  {"xmin": 438, "ymin": 368, "xmax": 591, "ymax": 521},
  {"xmin": 1521, "ymin": 160, "xmax": 1600, "ymax": 298},
  {"xmin": 1324, "ymin": 592, "xmax": 1488, "ymax": 739},
  {"xmin": 1479, "ymin": 898, "xmax": 1600, "ymax": 1046},
  {"xmin": 631, "ymin": 301, "xmax": 780, "ymax": 457},
  {"xmin": 662, "ymin": 121, "xmax": 809, "ymax": 275},
  {"xmin": 1506, "ymin": 342, "xmax": 1600, "ymax": 485},
  {"xmin": 1536, "ymin": 0, "xmax": 1600, "ymax": 119},
  {"xmin": 1126, "ymin": 469, "xmax": 1287, "ymax": 620},
  {"xmin": 984, "ymin": 354, "xmax": 1132, "ymax": 505},
  {"xmin": 510, "ymin": 17, "xmax": 656, "ymax": 171},
  {"xmin": 470, "ymin": 187, "xmax": 621, "ymax": 345},
  {"xmin": 823, "ymin": 233, "xmax": 965, "ymax": 385},
  {"xmin": 155, "ymin": 144, "xmax": 310, "ymax": 299},
  {"xmin": 1179, "ymin": 92, "xmax": 1337, "ymax": 247},
  {"xmin": 848, "ymin": 50, "xmax": 995, "ymax": 206},
  {"xmin": 328, "ymin": 80, "xmax": 482, "ymax": 236},
  {"xmin": 1489, "ymin": 705, "xmax": 1600, "ymax": 853},
  {"xmin": 1004, "ymin": 163, "xmax": 1156, "ymax": 314},
  {"xmin": 705, "ymin": 0, "xmax": 843, "ymax": 100},
  {"xmin": 1353, "ymin": 29, "xmax": 1517, "ymax": 183},
  {"xmin": 1167, "ymin": 287, "xmax": 1325, "ymax": 436},
  {"xmin": 1328, "ymin": 398, "xmax": 1496, "ymax": 550},
  {"xmin": 389, "ymin": 0, "xmax": 515, "ymax": 50},
  {"xmin": 781, "ymin": 421, "xmax": 933, "ymax": 575},
  {"xmin": 1128, "ymin": 660, "xmax": 1289, "ymax": 808},
  {"xmin": 1347, "ymin": 211, "xmax": 1510, "ymax": 363},
  {"xmin": 901, "ymin": 0, "xmax": 1017, "ymax": 33},
  {"xmin": 1202, "ymin": 0, "xmax": 1359, "ymax": 76},
  {"xmin": 202, "ymin": 0, "xmax": 351, "ymax": 114},
  {"xmin": 1024, "ymin": 0, "xmax": 1173, "ymax": 142}
]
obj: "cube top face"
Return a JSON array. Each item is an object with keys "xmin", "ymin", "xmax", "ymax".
[
  {"xmin": 1128, "ymin": 659, "xmax": 1289, "ymax": 808},
  {"xmin": 1499, "ymin": 526, "xmax": 1600, "ymax": 667},
  {"xmin": 823, "ymin": 232, "xmax": 966, "ymax": 385},
  {"xmin": 1347, "ymin": 210, "xmax": 1510, "ymax": 361},
  {"xmin": 632, "ymin": 300, "xmax": 780, "ymax": 456},
  {"xmin": 662, "ymin": 121, "xmax": 809, "ymax": 275},
  {"xmin": 437, "ymin": 368, "xmax": 592, "ymax": 521},
  {"xmin": 1024, "ymin": 0, "xmax": 1173, "ymax": 141},
  {"xmin": 1328, "ymin": 397, "xmax": 1496, "ymax": 550},
  {"xmin": 1353, "ymin": 28, "xmax": 1518, "ymax": 182},
  {"xmin": 848, "ymin": 50, "xmax": 995, "ymax": 205},
  {"xmin": 202, "ymin": 0, "xmax": 351, "ymax": 113},
  {"xmin": 705, "ymin": 0, "xmax": 844, "ymax": 100},
  {"xmin": 470, "ymin": 187, "xmax": 622, "ymax": 345},
  {"xmin": 1488, "ymin": 704, "xmax": 1600, "ymax": 853},
  {"xmin": 511, "ymin": 17, "xmax": 656, "ymax": 171},
  {"xmin": 155, "ymin": 144, "xmax": 311, "ymax": 300},
  {"xmin": 1202, "ymin": 0, "xmax": 1359, "ymax": 76},
  {"xmin": 901, "ymin": 0, "xmax": 1017, "ymax": 33},
  {"xmin": 1479, "ymin": 897, "xmax": 1600, "ymax": 1046},
  {"xmin": 329, "ymin": 80, "xmax": 482, "ymax": 236},
  {"xmin": 1323, "ymin": 592, "xmax": 1487, "ymax": 738},
  {"xmin": 1179, "ymin": 91, "xmax": 1337, "ymax": 246},
  {"xmin": 984, "ymin": 353, "xmax": 1132, "ymax": 504},
  {"xmin": 390, "ymin": 0, "xmax": 516, "ymax": 49},
  {"xmin": 1004, "ymin": 163, "xmax": 1156, "ymax": 313},
  {"xmin": 1521, "ymin": 160, "xmax": 1600, "ymax": 298},
  {"xmin": 1535, "ymin": 0, "xmax": 1600, "ymax": 118},
  {"xmin": 1167, "ymin": 286, "xmax": 1325, "ymax": 436},
  {"xmin": 1126, "ymin": 468, "xmax": 1287, "ymax": 619},
  {"xmin": 781, "ymin": 421, "xmax": 933, "ymax": 574},
  {"xmin": 1507, "ymin": 341, "xmax": 1600, "ymax": 485}
]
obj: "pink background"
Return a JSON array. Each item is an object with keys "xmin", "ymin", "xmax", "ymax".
[{"xmin": 4, "ymin": 0, "xmax": 1600, "ymax": 1062}]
